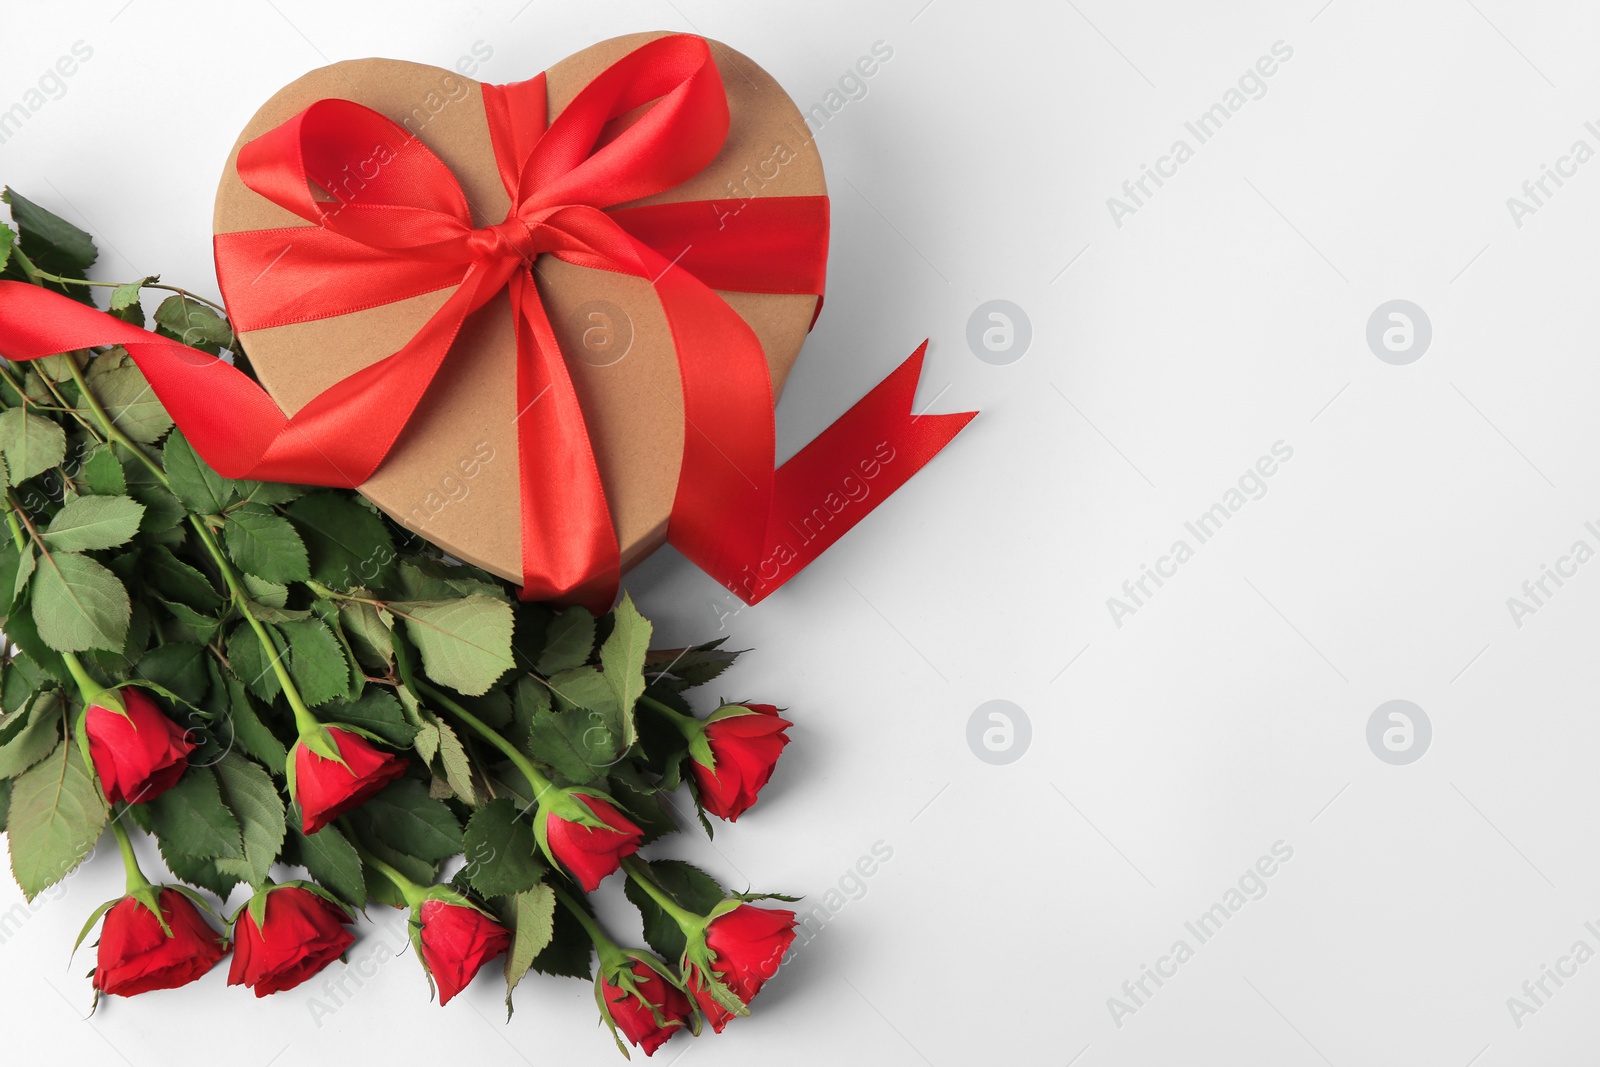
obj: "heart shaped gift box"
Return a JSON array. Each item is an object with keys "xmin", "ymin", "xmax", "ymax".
[{"xmin": 210, "ymin": 32, "xmax": 828, "ymax": 606}]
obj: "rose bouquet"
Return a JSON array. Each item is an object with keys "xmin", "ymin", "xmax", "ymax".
[{"xmin": 0, "ymin": 190, "xmax": 798, "ymax": 1057}]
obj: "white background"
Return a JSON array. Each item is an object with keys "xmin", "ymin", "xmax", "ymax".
[{"xmin": 4, "ymin": 0, "xmax": 1600, "ymax": 1064}]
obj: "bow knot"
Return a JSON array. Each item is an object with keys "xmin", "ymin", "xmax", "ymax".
[{"xmin": 471, "ymin": 213, "xmax": 545, "ymax": 264}]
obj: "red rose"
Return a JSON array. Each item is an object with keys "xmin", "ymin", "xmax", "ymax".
[
  {"xmin": 601, "ymin": 959, "xmax": 692, "ymax": 1056},
  {"xmin": 418, "ymin": 898, "xmax": 512, "ymax": 1006},
  {"xmin": 293, "ymin": 727, "xmax": 408, "ymax": 834},
  {"xmin": 691, "ymin": 704, "xmax": 791, "ymax": 821},
  {"xmin": 546, "ymin": 794, "xmax": 643, "ymax": 892},
  {"xmin": 687, "ymin": 904, "xmax": 797, "ymax": 1032},
  {"xmin": 85, "ymin": 689, "xmax": 195, "ymax": 806},
  {"xmin": 228, "ymin": 885, "xmax": 355, "ymax": 996},
  {"xmin": 92, "ymin": 888, "xmax": 227, "ymax": 997}
]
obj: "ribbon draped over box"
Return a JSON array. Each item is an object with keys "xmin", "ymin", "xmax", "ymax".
[{"xmin": 0, "ymin": 34, "xmax": 973, "ymax": 610}]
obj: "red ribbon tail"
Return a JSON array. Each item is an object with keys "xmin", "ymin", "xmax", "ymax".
[{"xmin": 718, "ymin": 341, "xmax": 974, "ymax": 606}]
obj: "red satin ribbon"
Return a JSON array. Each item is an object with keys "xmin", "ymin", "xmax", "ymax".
[{"xmin": 0, "ymin": 34, "xmax": 973, "ymax": 609}]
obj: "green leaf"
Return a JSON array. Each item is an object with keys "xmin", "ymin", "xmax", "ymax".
[
  {"xmin": 461, "ymin": 798, "xmax": 545, "ymax": 898},
  {"xmin": 600, "ymin": 594, "xmax": 650, "ymax": 737},
  {"xmin": 0, "ymin": 777, "xmax": 11, "ymax": 832},
  {"xmin": 163, "ymin": 429, "xmax": 232, "ymax": 514},
  {"xmin": 147, "ymin": 766, "xmax": 244, "ymax": 860},
  {"xmin": 7, "ymin": 738, "xmax": 107, "ymax": 900},
  {"xmin": 279, "ymin": 618, "xmax": 349, "ymax": 707},
  {"xmin": 0, "ymin": 221, "xmax": 13, "ymax": 274},
  {"xmin": 219, "ymin": 679, "xmax": 288, "ymax": 774},
  {"xmin": 30, "ymin": 550, "xmax": 131, "ymax": 652},
  {"xmin": 359, "ymin": 778, "xmax": 462, "ymax": 862},
  {"xmin": 503, "ymin": 883, "xmax": 557, "ymax": 1006},
  {"xmin": 625, "ymin": 859, "xmax": 724, "ymax": 964},
  {"xmin": 153, "ymin": 294, "xmax": 233, "ymax": 352},
  {"xmin": 3, "ymin": 187, "xmax": 96, "ymax": 272},
  {"xmin": 526, "ymin": 703, "xmax": 620, "ymax": 785},
  {"xmin": 80, "ymin": 445, "xmax": 127, "ymax": 495},
  {"xmin": 529, "ymin": 893, "xmax": 592, "ymax": 980},
  {"xmin": 326, "ymin": 690, "xmax": 417, "ymax": 748},
  {"xmin": 108, "ymin": 277, "xmax": 154, "ymax": 327},
  {"xmin": 224, "ymin": 502, "xmax": 309, "ymax": 583},
  {"xmin": 0, "ymin": 692, "xmax": 62, "ymax": 779},
  {"xmin": 227, "ymin": 621, "xmax": 284, "ymax": 703},
  {"xmin": 340, "ymin": 597, "xmax": 394, "ymax": 669},
  {"xmin": 11, "ymin": 543, "xmax": 35, "ymax": 612},
  {"xmin": 396, "ymin": 595, "xmax": 514, "ymax": 697},
  {"xmin": 646, "ymin": 638, "xmax": 743, "ymax": 689},
  {"xmin": 41, "ymin": 494, "xmax": 145, "ymax": 552},
  {"xmin": 289, "ymin": 816, "xmax": 366, "ymax": 908},
  {"xmin": 286, "ymin": 492, "xmax": 396, "ymax": 591},
  {"xmin": 161, "ymin": 848, "xmax": 240, "ymax": 900},
  {"xmin": 538, "ymin": 607, "xmax": 595, "ymax": 674},
  {"xmin": 0, "ymin": 408, "xmax": 67, "ymax": 486},
  {"xmin": 416, "ymin": 710, "xmax": 476, "ymax": 803},
  {"xmin": 144, "ymin": 545, "xmax": 221, "ymax": 612},
  {"xmin": 133, "ymin": 643, "xmax": 209, "ymax": 707},
  {"xmin": 89, "ymin": 349, "xmax": 174, "ymax": 444},
  {"xmin": 212, "ymin": 754, "xmax": 286, "ymax": 889}
]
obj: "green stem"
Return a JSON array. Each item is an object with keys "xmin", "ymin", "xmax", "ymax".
[
  {"xmin": 11, "ymin": 247, "xmax": 228, "ymax": 315},
  {"xmin": 350, "ymin": 839, "xmax": 425, "ymax": 908},
  {"xmin": 620, "ymin": 857, "xmax": 703, "ymax": 931},
  {"xmin": 412, "ymin": 678, "xmax": 555, "ymax": 804},
  {"xmin": 641, "ymin": 694, "xmax": 701, "ymax": 737},
  {"xmin": 554, "ymin": 885, "xmax": 627, "ymax": 967},
  {"xmin": 109, "ymin": 819, "xmax": 152, "ymax": 893},
  {"xmin": 61, "ymin": 354, "xmax": 166, "ymax": 483}
]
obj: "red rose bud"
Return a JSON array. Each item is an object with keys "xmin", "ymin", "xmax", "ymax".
[
  {"xmin": 85, "ymin": 689, "xmax": 195, "ymax": 806},
  {"xmin": 690, "ymin": 704, "xmax": 792, "ymax": 821},
  {"xmin": 688, "ymin": 904, "xmax": 797, "ymax": 1032},
  {"xmin": 228, "ymin": 885, "xmax": 356, "ymax": 997},
  {"xmin": 600, "ymin": 959, "xmax": 693, "ymax": 1057},
  {"xmin": 545, "ymin": 794, "xmax": 643, "ymax": 892},
  {"xmin": 417, "ymin": 898, "xmax": 512, "ymax": 1006},
  {"xmin": 293, "ymin": 727, "xmax": 409, "ymax": 834},
  {"xmin": 92, "ymin": 888, "xmax": 227, "ymax": 997}
]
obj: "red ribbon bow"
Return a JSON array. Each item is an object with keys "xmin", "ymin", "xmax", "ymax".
[{"xmin": 0, "ymin": 34, "xmax": 973, "ymax": 609}]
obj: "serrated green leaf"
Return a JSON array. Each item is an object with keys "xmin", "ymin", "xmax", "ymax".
[
  {"xmin": 285, "ymin": 492, "xmax": 396, "ymax": 591},
  {"xmin": 359, "ymin": 778, "xmax": 462, "ymax": 862},
  {"xmin": 89, "ymin": 349, "xmax": 174, "ymax": 444},
  {"xmin": 528, "ymin": 892, "xmax": 591, "ymax": 980},
  {"xmin": 420, "ymin": 710, "xmax": 475, "ymax": 804},
  {"xmin": 395, "ymin": 595, "xmax": 514, "ymax": 697},
  {"xmin": 326, "ymin": 690, "xmax": 417, "ymax": 748},
  {"xmin": 6, "ymin": 737, "xmax": 107, "ymax": 900},
  {"xmin": 147, "ymin": 766, "xmax": 243, "ymax": 860},
  {"xmin": 0, "ymin": 692, "xmax": 62, "ymax": 779},
  {"xmin": 340, "ymin": 597, "xmax": 394, "ymax": 669},
  {"xmin": 538, "ymin": 607, "xmax": 595, "ymax": 674},
  {"xmin": 0, "ymin": 408, "xmax": 67, "ymax": 486},
  {"xmin": 109, "ymin": 277, "xmax": 153, "ymax": 312},
  {"xmin": 11, "ymin": 543, "xmax": 35, "ymax": 610},
  {"xmin": 30, "ymin": 550, "xmax": 131, "ymax": 652},
  {"xmin": 599, "ymin": 594, "xmax": 649, "ymax": 743},
  {"xmin": 133, "ymin": 643, "xmax": 209, "ymax": 707},
  {"xmin": 153, "ymin": 294, "xmax": 233, "ymax": 351},
  {"xmin": 227, "ymin": 621, "xmax": 284, "ymax": 703},
  {"xmin": 224, "ymin": 502, "xmax": 309, "ymax": 584},
  {"xmin": 41, "ymin": 494, "xmax": 145, "ymax": 552},
  {"xmin": 0, "ymin": 221, "xmax": 14, "ymax": 274},
  {"xmin": 503, "ymin": 883, "xmax": 557, "ymax": 1004},
  {"xmin": 212, "ymin": 754, "xmax": 286, "ymax": 889},
  {"xmin": 80, "ymin": 445, "xmax": 127, "ymax": 495},
  {"xmin": 144, "ymin": 544, "xmax": 221, "ymax": 612},
  {"xmin": 162, "ymin": 429, "xmax": 232, "ymax": 514},
  {"xmin": 461, "ymin": 798, "xmax": 544, "ymax": 898},
  {"xmin": 4, "ymin": 188, "xmax": 95, "ymax": 272},
  {"xmin": 289, "ymin": 815, "xmax": 366, "ymax": 909},
  {"xmin": 279, "ymin": 618, "xmax": 348, "ymax": 707}
]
